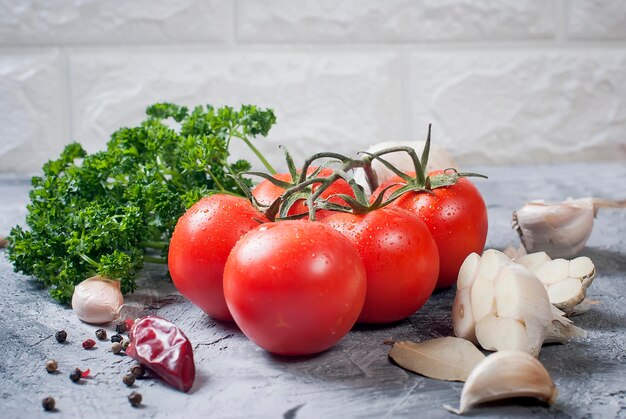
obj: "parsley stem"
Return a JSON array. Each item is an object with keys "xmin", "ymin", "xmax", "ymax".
[
  {"xmin": 235, "ymin": 134, "xmax": 277, "ymax": 175},
  {"xmin": 144, "ymin": 256, "xmax": 167, "ymax": 265},
  {"xmin": 141, "ymin": 241, "xmax": 168, "ymax": 250},
  {"xmin": 207, "ymin": 168, "xmax": 227, "ymax": 192}
]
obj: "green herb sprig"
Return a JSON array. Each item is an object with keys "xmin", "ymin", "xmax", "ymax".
[{"xmin": 7, "ymin": 103, "xmax": 276, "ymax": 303}]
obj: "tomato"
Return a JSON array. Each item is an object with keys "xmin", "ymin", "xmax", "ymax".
[
  {"xmin": 324, "ymin": 208, "xmax": 439, "ymax": 323},
  {"xmin": 223, "ymin": 220, "xmax": 367, "ymax": 355},
  {"xmin": 168, "ymin": 194, "xmax": 268, "ymax": 321},
  {"xmin": 374, "ymin": 171, "xmax": 488, "ymax": 289},
  {"xmin": 251, "ymin": 167, "xmax": 354, "ymax": 219}
]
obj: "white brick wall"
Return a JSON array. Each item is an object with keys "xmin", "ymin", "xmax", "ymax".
[{"xmin": 1, "ymin": 0, "xmax": 625, "ymax": 174}]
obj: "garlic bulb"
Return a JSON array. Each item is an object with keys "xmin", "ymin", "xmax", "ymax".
[
  {"xmin": 353, "ymin": 140, "xmax": 458, "ymax": 194},
  {"xmin": 445, "ymin": 351, "xmax": 558, "ymax": 415},
  {"xmin": 452, "ymin": 250, "xmax": 585, "ymax": 356},
  {"xmin": 72, "ymin": 276, "xmax": 124, "ymax": 324},
  {"xmin": 513, "ymin": 198, "xmax": 595, "ymax": 259}
]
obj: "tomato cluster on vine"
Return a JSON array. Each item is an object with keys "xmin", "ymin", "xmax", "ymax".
[{"xmin": 168, "ymin": 127, "xmax": 488, "ymax": 356}]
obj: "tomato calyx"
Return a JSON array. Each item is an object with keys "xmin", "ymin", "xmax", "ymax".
[
  {"xmin": 368, "ymin": 125, "xmax": 487, "ymax": 202},
  {"xmin": 232, "ymin": 147, "xmax": 363, "ymax": 221}
]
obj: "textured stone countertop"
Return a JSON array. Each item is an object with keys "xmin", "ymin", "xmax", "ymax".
[{"xmin": 0, "ymin": 163, "xmax": 625, "ymax": 418}]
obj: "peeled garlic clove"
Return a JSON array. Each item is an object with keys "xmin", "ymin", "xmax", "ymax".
[
  {"xmin": 72, "ymin": 276, "xmax": 124, "ymax": 324},
  {"xmin": 512, "ymin": 198, "xmax": 595, "ymax": 259},
  {"xmin": 445, "ymin": 351, "xmax": 558, "ymax": 415},
  {"xmin": 569, "ymin": 256, "xmax": 595, "ymax": 287},
  {"xmin": 475, "ymin": 315, "xmax": 531, "ymax": 354},
  {"xmin": 516, "ymin": 251, "xmax": 551, "ymax": 272},
  {"xmin": 452, "ymin": 289, "xmax": 477, "ymax": 344}
]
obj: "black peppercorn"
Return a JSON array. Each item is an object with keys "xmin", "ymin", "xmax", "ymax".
[
  {"xmin": 55, "ymin": 330, "xmax": 67, "ymax": 343},
  {"xmin": 121, "ymin": 339, "xmax": 130, "ymax": 351},
  {"xmin": 42, "ymin": 396, "xmax": 55, "ymax": 411},
  {"xmin": 69, "ymin": 368, "xmax": 82, "ymax": 383},
  {"xmin": 45, "ymin": 359, "xmax": 58, "ymax": 373},
  {"xmin": 130, "ymin": 363, "xmax": 145, "ymax": 378},
  {"xmin": 115, "ymin": 322, "xmax": 128, "ymax": 334},
  {"xmin": 128, "ymin": 391, "xmax": 142, "ymax": 407},
  {"xmin": 95, "ymin": 328, "xmax": 107, "ymax": 341},
  {"xmin": 111, "ymin": 334, "xmax": 123, "ymax": 343},
  {"xmin": 123, "ymin": 373, "xmax": 136, "ymax": 387}
]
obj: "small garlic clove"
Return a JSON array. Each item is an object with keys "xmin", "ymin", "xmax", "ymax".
[
  {"xmin": 72, "ymin": 275, "xmax": 124, "ymax": 324},
  {"xmin": 516, "ymin": 251, "xmax": 552, "ymax": 272},
  {"xmin": 470, "ymin": 273, "xmax": 497, "ymax": 323},
  {"xmin": 547, "ymin": 278, "xmax": 585, "ymax": 307},
  {"xmin": 444, "ymin": 351, "xmax": 558, "ymax": 415},
  {"xmin": 569, "ymin": 256, "xmax": 595, "ymax": 286},
  {"xmin": 452, "ymin": 289, "xmax": 477, "ymax": 344},
  {"xmin": 477, "ymin": 249, "xmax": 510, "ymax": 281},
  {"xmin": 534, "ymin": 259, "xmax": 570, "ymax": 285},
  {"xmin": 457, "ymin": 252, "xmax": 481, "ymax": 290}
]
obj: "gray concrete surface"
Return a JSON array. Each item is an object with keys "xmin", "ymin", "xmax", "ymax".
[{"xmin": 0, "ymin": 163, "xmax": 625, "ymax": 418}]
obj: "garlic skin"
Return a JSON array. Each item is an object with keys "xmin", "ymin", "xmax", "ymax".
[
  {"xmin": 71, "ymin": 276, "xmax": 124, "ymax": 324},
  {"xmin": 453, "ymin": 250, "xmax": 585, "ymax": 356},
  {"xmin": 512, "ymin": 198, "xmax": 595, "ymax": 259},
  {"xmin": 353, "ymin": 140, "xmax": 458, "ymax": 194},
  {"xmin": 445, "ymin": 350, "xmax": 558, "ymax": 415}
]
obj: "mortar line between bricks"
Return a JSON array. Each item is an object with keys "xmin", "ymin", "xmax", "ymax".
[{"xmin": 2, "ymin": 39, "xmax": 626, "ymax": 51}]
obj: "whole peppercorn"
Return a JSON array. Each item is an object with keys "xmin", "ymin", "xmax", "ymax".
[
  {"xmin": 95, "ymin": 328, "xmax": 107, "ymax": 341},
  {"xmin": 115, "ymin": 322, "xmax": 128, "ymax": 334},
  {"xmin": 69, "ymin": 368, "xmax": 82, "ymax": 383},
  {"xmin": 42, "ymin": 396, "xmax": 55, "ymax": 411},
  {"xmin": 45, "ymin": 359, "xmax": 58, "ymax": 373},
  {"xmin": 121, "ymin": 339, "xmax": 130, "ymax": 351},
  {"xmin": 55, "ymin": 330, "xmax": 67, "ymax": 343},
  {"xmin": 82, "ymin": 339, "xmax": 96, "ymax": 350},
  {"xmin": 123, "ymin": 373, "xmax": 136, "ymax": 387},
  {"xmin": 128, "ymin": 391, "xmax": 142, "ymax": 407},
  {"xmin": 130, "ymin": 363, "xmax": 145, "ymax": 378},
  {"xmin": 111, "ymin": 334, "xmax": 123, "ymax": 343},
  {"xmin": 111, "ymin": 342, "xmax": 123, "ymax": 354}
]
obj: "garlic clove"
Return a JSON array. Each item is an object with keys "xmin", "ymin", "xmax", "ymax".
[
  {"xmin": 475, "ymin": 315, "xmax": 530, "ymax": 354},
  {"xmin": 457, "ymin": 252, "xmax": 481, "ymax": 290},
  {"xmin": 477, "ymin": 249, "xmax": 510, "ymax": 282},
  {"xmin": 445, "ymin": 350, "xmax": 558, "ymax": 415},
  {"xmin": 534, "ymin": 259, "xmax": 570, "ymax": 285},
  {"xmin": 516, "ymin": 251, "xmax": 551, "ymax": 272},
  {"xmin": 470, "ymin": 273, "xmax": 497, "ymax": 323},
  {"xmin": 452, "ymin": 289, "xmax": 477, "ymax": 344},
  {"xmin": 71, "ymin": 275, "xmax": 124, "ymax": 324},
  {"xmin": 569, "ymin": 256, "xmax": 595, "ymax": 285},
  {"xmin": 547, "ymin": 278, "xmax": 585, "ymax": 307},
  {"xmin": 512, "ymin": 198, "xmax": 595, "ymax": 259}
]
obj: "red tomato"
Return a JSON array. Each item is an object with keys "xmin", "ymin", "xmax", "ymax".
[
  {"xmin": 168, "ymin": 194, "xmax": 268, "ymax": 321},
  {"xmin": 374, "ymin": 171, "xmax": 487, "ymax": 289},
  {"xmin": 251, "ymin": 167, "xmax": 354, "ymax": 219},
  {"xmin": 324, "ymin": 208, "xmax": 439, "ymax": 323},
  {"xmin": 223, "ymin": 220, "xmax": 367, "ymax": 355}
]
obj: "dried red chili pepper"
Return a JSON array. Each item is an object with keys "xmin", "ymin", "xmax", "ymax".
[{"xmin": 125, "ymin": 316, "xmax": 195, "ymax": 392}]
